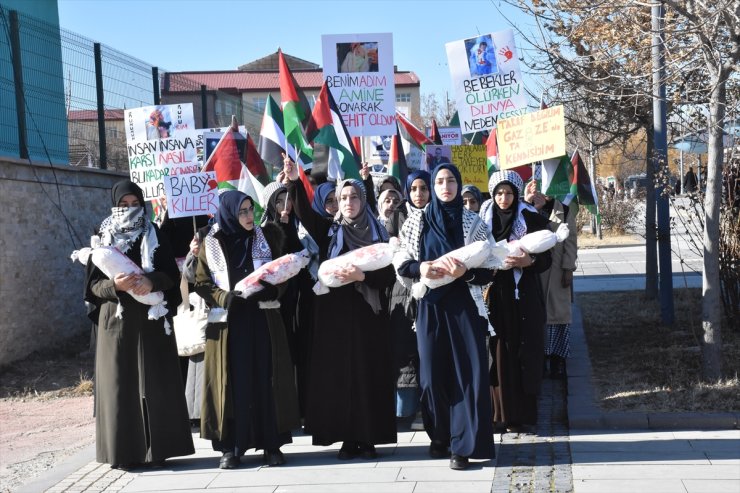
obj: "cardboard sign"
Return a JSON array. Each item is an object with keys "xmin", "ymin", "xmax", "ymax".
[
  {"xmin": 322, "ymin": 33, "xmax": 396, "ymax": 136},
  {"xmin": 497, "ymin": 105, "xmax": 566, "ymax": 169},
  {"xmin": 451, "ymin": 145, "xmax": 487, "ymax": 190},
  {"xmin": 446, "ymin": 30, "xmax": 527, "ymax": 134},
  {"xmin": 163, "ymin": 171, "xmax": 219, "ymax": 218},
  {"xmin": 126, "ymin": 131, "xmax": 201, "ymax": 200},
  {"xmin": 124, "ymin": 104, "xmax": 195, "ymax": 143}
]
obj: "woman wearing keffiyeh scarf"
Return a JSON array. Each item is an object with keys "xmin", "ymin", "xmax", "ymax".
[
  {"xmin": 394, "ymin": 163, "xmax": 495, "ymax": 470},
  {"xmin": 84, "ymin": 179, "xmax": 194, "ymax": 470},
  {"xmin": 480, "ymin": 170, "xmax": 552, "ymax": 435},
  {"xmin": 283, "ymin": 157, "xmax": 397, "ymax": 461},
  {"xmin": 194, "ymin": 191, "xmax": 299, "ymax": 469}
]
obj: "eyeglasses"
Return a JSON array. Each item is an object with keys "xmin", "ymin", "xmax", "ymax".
[{"xmin": 238, "ymin": 207, "xmax": 254, "ymax": 217}]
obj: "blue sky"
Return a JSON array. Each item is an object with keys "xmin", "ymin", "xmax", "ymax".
[{"xmin": 57, "ymin": 0, "xmax": 541, "ymax": 103}]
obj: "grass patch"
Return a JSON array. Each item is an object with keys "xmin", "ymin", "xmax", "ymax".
[{"xmin": 577, "ymin": 289, "xmax": 740, "ymax": 413}]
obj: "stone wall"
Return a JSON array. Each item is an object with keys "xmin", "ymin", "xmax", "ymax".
[{"xmin": 0, "ymin": 158, "xmax": 126, "ymax": 367}]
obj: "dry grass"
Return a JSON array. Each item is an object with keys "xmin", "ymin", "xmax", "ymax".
[
  {"xmin": 0, "ymin": 331, "xmax": 94, "ymax": 401},
  {"xmin": 578, "ymin": 231, "xmax": 643, "ymax": 249},
  {"xmin": 577, "ymin": 289, "xmax": 740, "ymax": 413}
]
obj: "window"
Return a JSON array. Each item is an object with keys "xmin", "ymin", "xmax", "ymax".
[
  {"xmin": 252, "ymin": 97, "xmax": 266, "ymax": 114},
  {"xmin": 396, "ymin": 92, "xmax": 411, "ymax": 103}
]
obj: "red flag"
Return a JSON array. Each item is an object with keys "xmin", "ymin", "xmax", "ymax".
[{"xmin": 430, "ymin": 119, "xmax": 443, "ymax": 145}]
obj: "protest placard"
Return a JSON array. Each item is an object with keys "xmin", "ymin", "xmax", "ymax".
[
  {"xmin": 124, "ymin": 104, "xmax": 195, "ymax": 143},
  {"xmin": 322, "ymin": 33, "xmax": 396, "ymax": 136},
  {"xmin": 451, "ymin": 145, "xmax": 487, "ymax": 189},
  {"xmin": 126, "ymin": 130, "xmax": 200, "ymax": 200},
  {"xmin": 446, "ymin": 30, "xmax": 528, "ymax": 134},
  {"xmin": 427, "ymin": 126, "xmax": 463, "ymax": 145},
  {"xmin": 163, "ymin": 171, "xmax": 219, "ymax": 218},
  {"xmin": 496, "ymin": 105, "xmax": 566, "ymax": 169}
]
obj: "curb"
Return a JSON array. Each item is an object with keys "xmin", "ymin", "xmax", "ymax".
[
  {"xmin": 14, "ymin": 443, "xmax": 95, "ymax": 493},
  {"xmin": 567, "ymin": 304, "xmax": 739, "ymax": 431}
]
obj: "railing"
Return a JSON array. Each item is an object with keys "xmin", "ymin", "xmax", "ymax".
[{"xmin": 0, "ymin": 6, "xmax": 262, "ymax": 171}]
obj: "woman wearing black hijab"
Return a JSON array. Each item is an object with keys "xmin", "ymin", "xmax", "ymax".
[
  {"xmin": 260, "ymin": 181, "xmax": 318, "ymax": 419},
  {"xmin": 85, "ymin": 179, "xmax": 193, "ymax": 470},
  {"xmin": 395, "ymin": 163, "xmax": 495, "ymax": 470},
  {"xmin": 195, "ymin": 191, "xmax": 299, "ymax": 469},
  {"xmin": 480, "ymin": 170, "xmax": 552, "ymax": 434},
  {"xmin": 284, "ymin": 158, "xmax": 397, "ymax": 461}
]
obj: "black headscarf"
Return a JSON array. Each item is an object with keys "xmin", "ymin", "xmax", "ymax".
[
  {"xmin": 405, "ymin": 170, "xmax": 431, "ymax": 210},
  {"xmin": 216, "ymin": 190, "xmax": 254, "ymax": 275},
  {"xmin": 461, "ymin": 184, "xmax": 483, "ymax": 208},
  {"xmin": 111, "ymin": 179, "xmax": 145, "ymax": 208},
  {"xmin": 420, "ymin": 163, "xmax": 464, "ymax": 262},
  {"xmin": 312, "ymin": 182, "xmax": 336, "ymax": 218},
  {"xmin": 492, "ymin": 182, "xmax": 519, "ymax": 241},
  {"xmin": 486, "ymin": 169, "xmax": 525, "ymax": 242}
]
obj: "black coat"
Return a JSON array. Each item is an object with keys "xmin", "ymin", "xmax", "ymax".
[{"xmin": 85, "ymin": 227, "xmax": 193, "ymax": 465}]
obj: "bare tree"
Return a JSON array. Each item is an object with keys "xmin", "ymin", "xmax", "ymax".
[
  {"xmin": 662, "ymin": 0, "xmax": 740, "ymax": 380},
  {"xmin": 501, "ymin": 0, "xmax": 739, "ymax": 378}
]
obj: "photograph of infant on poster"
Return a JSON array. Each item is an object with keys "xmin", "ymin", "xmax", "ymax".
[
  {"xmin": 337, "ymin": 41, "xmax": 379, "ymax": 73},
  {"xmin": 146, "ymin": 106, "xmax": 173, "ymax": 139},
  {"xmin": 464, "ymin": 34, "xmax": 498, "ymax": 77}
]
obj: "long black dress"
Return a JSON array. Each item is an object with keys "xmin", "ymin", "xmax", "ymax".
[
  {"xmin": 85, "ymin": 228, "xmax": 194, "ymax": 466},
  {"xmin": 487, "ymin": 209, "xmax": 552, "ymax": 427},
  {"xmin": 287, "ymin": 178, "xmax": 397, "ymax": 447},
  {"xmin": 195, "ymin": 221, "xmax": 299, "ymax": 456}
]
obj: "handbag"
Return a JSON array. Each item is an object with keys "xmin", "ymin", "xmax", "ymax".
[{"xmin": 173, "ymin": 274, "xmax": 208, "ymax": 356}]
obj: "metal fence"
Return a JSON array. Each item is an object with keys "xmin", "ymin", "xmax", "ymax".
[{"xmin": 0, "ymin": 6, "xmax": 262, "ymax": 171}]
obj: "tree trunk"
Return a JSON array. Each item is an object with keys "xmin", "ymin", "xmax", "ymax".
[
  {"xmin": 701, "ymin": 69, "xmax": 727, "ymax": 381},
  {"xmin": 645, "ymin": 129, "xmax": 658, "ymax": 299}
]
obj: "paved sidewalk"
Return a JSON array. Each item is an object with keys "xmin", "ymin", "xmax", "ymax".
[{"xmin": 18, "ymin": 241, "xmax": 740, "ymax": 492}]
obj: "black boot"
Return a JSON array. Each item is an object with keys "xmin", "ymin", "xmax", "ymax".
[{"xmin": 551, "ymin": 356, "xmax": 567, "ymax": 379}]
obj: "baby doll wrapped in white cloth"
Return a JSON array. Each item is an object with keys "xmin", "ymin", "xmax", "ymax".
[
  {"xmin": 486, "ymin": 223, "xmax": 570, "ymax": 270},
  {"xmin": 233, "ymin": 249, "xmax": 311, "ymax": 302},
  {"xmin": 410, "ymin": 239, "xmax": 498, "ymax": 299},
  {"xmin": 70, "ymin": 241, "xmax": 170, "ymax": 327},
  {"xmin": 314, "ymin": 238, "xmax": 399, "ymax": 295}
]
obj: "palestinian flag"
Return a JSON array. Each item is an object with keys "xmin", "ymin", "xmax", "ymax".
[
  {"xmin": 429, "ymin": 119, "xmax": 443, "ymax": 145},
  {"xmin": 306, "ymin": 82, "xmax": 362, "ymax": 182},
  {"xmin": 542, "ymin": 154, "xmax": 572, "ymax": 203},
  {"xmin": 352, "ymin": 136, "xmax": 362, "ymax": 160},
  {"xmin": 258, "ymin": 94, "xmax": 314, "ymax": 202},
  {"xmin": 388, "ymin": 122, "xmax": 409, "ymax": 188},
  {"xmin": 203, "ymin": 130, "xmax": 266, "ymax": 222},
  {"xmin": 542, "ymin": 150, "xmax": 599, "ymax": 215},
  {"xmin": 278, "ymin": 49, "xmax": 313, "ymax": 158},
  {"xmin": 571, "ymin": 150, "xmax": 599, "ymax": 215},
  {"xmin": 245, "ymin": 133, "xmax": 270, "ymax": 186},
  {"xmin": 510, "ymin": 164, "xmax": 533, "ymax": 183},
  {"xmin": 486, "ymin": 128, "xmax": 499, "ymax": 176},
  {"xmin": 396, "ymin": 111, "xmax": 433, "ymax": 150}
]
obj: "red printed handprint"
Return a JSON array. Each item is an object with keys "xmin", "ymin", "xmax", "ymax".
[{"xmin": 498, "ymin": 46, "xmax": 513, "ymax": 61}]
